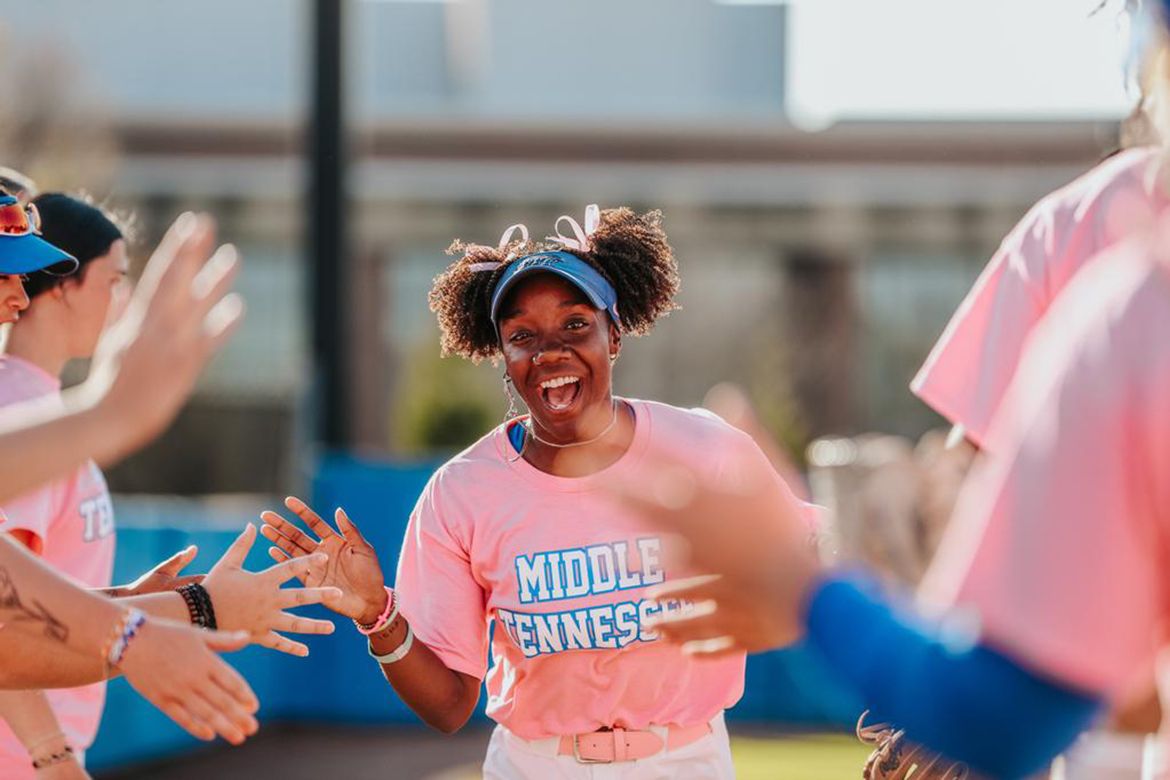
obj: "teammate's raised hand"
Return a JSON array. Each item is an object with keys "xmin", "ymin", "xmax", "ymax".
[
  {"xmin": 81, "ymin": 213, "xmax": 244, "ymax": 464},
  {"xmin": 259, "ymin": 497, "xmax": 388, "ymax": 625},
  {"xmin": 107, "ymin": 545, "xmax": 203, "ymax": 598},
  {"xmin": 610, "ymin": 450, "xmax": 821, "ymax": 655},
  {"xmin": 202, "ymin": 524, "xmax": 342, "ymax": 657},
  {"xmin": 118, "ymin": 618, "xmax": 258, "ymax": 745}
]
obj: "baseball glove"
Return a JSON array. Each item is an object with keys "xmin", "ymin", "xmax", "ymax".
[{"xmin": 857, "ymin": 712, "xmax": 970, "ymax": 779}]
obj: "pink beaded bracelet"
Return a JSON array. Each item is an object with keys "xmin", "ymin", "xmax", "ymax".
[{"xmin": 354, "ymin": 586, "xmax": 397, "ymax": 636}]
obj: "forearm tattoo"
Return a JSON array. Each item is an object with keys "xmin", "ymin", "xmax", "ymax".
[{"xmin": 0, "ymin": 568, "xmax": 69, "ymax": 643}]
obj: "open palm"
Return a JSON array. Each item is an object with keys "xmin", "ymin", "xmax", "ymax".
[{"xmin": 260, "ymin": 496, "xmax": 387, "ymax": 623}]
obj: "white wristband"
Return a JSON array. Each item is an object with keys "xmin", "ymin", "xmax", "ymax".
[{"xmin": 369, "ymin": 625, "xmax": 414, "ymax": 665}]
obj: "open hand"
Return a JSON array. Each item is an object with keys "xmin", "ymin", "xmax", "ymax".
[
  {"xmin": 84, "ymin": 213, "xmax": 244, "ymax": 463},
  {"xmin": 118, "ymin": 619, "xmax": 258, "ymax": 745},
  {"xmin": 612, "ymin": 451, "xmax": 821, "ymax": 656},
  {"xmin": 108, "ymin": 545, "xmax": 203, "ymax": 598},
  {"xmin": 202, "ymin": 524, "xmax": 342, "ymax": 656},
  {"xmin": 260, "ymin": 497, "xmax": 387, "ymax": 624}
]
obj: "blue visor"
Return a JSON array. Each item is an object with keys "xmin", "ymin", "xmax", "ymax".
[
  {"xmin": 490, "ymin": 251, "xmax": 620, "ymax": 328},
  {"xmin": 0, "ymin": 234, "xmax": 78, "ymax": 276}
]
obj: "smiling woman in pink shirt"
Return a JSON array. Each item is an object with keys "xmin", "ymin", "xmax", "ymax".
[{"xmin": 262, "ymin": 205, "xmax": 815, "ymax": 779}]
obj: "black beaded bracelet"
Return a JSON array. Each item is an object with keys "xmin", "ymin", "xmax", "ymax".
[
  {"xmin": 177, "ymin": 583, "xmax": 218, "ymax": 630},
  {"xmin": 190, "ymin": 583, "xmax": 216, "ymax": 630}
]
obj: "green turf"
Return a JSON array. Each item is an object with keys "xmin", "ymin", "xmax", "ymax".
[{"xmin": 732, "ymin": 733, "xmax": 869, "ymax": 779}]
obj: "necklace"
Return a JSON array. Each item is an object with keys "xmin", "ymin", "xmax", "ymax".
[{"xmin": 526, "ymin": 400, "xmax": 621, "ymax": 449}]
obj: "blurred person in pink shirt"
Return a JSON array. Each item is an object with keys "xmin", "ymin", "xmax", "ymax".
[
  {"xmin": 0, "ymin": 193, "xmax": 133, "ymax": 779},
  {"xmin": 901, "ymin": 5, "xmax": 1168, "ymax": 774},
  {"xmin": 262, "ymin": 206, "xmax": 816, "ymax": 779},
  {"xmin": 913, "ymin": 0, "xmax": 1164, "ymax": 454},
  {"xmin": 912, "ymin": 144, "xmax": 1166, "ymax": 452},
  {"xmin": 619, "ymin": 223, "xmax": 1170, "ymax": 779},
  {"xmin": 907, "ymin": 28, "xmax": 1165, "ymax": 780},
  {"xmin": 0, "ymin": 196, "xmax": 265, "ymax": 751},
  {"xmin": 0, "ymin": 193, "xmax": 343, "ymax": 778},
  {"xmin": 608, "ymin": 6, "xmax": 1170, "ymax": 776}
]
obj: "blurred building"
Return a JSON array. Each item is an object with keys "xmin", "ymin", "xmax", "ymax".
[{"xmin": 0, "ymin": 0, "xmax": 1122, "ymax": 493}]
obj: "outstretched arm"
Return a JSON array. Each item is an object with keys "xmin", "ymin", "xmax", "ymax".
[
  {"xmin": 0, "ymin": 535, "xmax": 260, "ymax": 744},
  {"xmin": 0, "ymin": 212, "xmax": 242, "ymax": 505},
  {"xmin": 610, "ymin": 452, "xmax": 1103, "ymax": 779},
  {"xmin": 803, "ymin": 575, "xmax": 1101, "ymax": 779}
]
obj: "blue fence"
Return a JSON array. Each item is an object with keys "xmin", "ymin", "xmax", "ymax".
[{"xmin": 87, "ymin": 454, "xmax": 861, "ymax": 772}]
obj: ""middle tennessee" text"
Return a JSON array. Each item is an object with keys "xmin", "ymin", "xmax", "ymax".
[{"xmin": 514, "ymin": 538, "xmax": 665, "ymax": 604}]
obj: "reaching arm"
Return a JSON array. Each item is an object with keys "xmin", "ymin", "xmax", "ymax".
[
  {"xmin": 804, "ymin": 575, "xmax": 1103, "ymax": 779},
  {"xmin": 0, "ymin": 629, "xmax": 108, "ymax": 689},
  {"xmin": 0, "ymin": 212, "xmax": 242, "ymax": 506},
  {"xmin": 0, "ymin": 399, "xmax": 127, "ymax": 508},
  {"xmin": 0, "ymin": 536, "xmax": 261, "ymax": 744},
  {"xmin": 0, "ymin": 534, "xmax": 125, "ymax": 665},
  {"xmin": 607, "ymin": 447, "xmax": 1101, "ymax": 779}
]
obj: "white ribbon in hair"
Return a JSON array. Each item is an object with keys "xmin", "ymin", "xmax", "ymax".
[
  {"xmin": 547, "ymin": 204, "xmax": 600, "ymax": 252},
  {"xmin": 466, "ymin": 223, "xmax": 530, "ymax": 272}
]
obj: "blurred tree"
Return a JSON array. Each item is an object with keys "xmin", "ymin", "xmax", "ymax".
[
  {"xmin": 392, "ymin": 340, "xmax": 499, "ymax": 454},
  {"xmin": 0, "ymin": 28, "xmax": 119, "ymax": 191},
  {"xmin": 749, "ymin": 374, "xmax": 810, "ymax": 469}
]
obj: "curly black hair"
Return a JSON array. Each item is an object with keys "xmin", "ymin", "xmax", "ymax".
[{"xmin": 429, "ymin": 207, "xmax": 680, "ymax": 362}]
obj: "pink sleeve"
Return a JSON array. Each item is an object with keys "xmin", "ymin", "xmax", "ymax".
[
  {"xmin": 0, "ymin": 483, "xmax": 61, "ymax": 548},
  {"xmin": 393, "ymin": 474, "xmax": 489, "ymax": 680},
  {"xmin": 921, "ymin": 253, "xmax": 1170, "ymax": 698},
  {"xmin": 911, "ymin": 206, "xmax": 1052, "ymax": 447}
]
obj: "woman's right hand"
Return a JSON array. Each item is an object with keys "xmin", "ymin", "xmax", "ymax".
[
  {"xmin": 83, "ymin": 213, "xmax": 243, "ymax": 462},
  {"xmin": 260, "ymin": 497, "xmax": 388, "ymax": 625}
]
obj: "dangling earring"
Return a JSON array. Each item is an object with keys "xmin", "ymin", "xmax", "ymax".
[
  {"xmin": 503, "ymin": 374, "xmax": 519, "ymax": 422},
  {"xmin": 503, "ymin": 374, "xmax": 528, "ymax": 463},
  {"xmin": 503, "ymin": 374, "xmax": 520, "ymax": 422}
]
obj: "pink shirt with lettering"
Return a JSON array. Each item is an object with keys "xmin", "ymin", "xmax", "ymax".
[
  {"xmin": 921, "ymin": 232, "xmax": 1170, "ymax": 707},
  {"xmin": 912, "ymin": 147, "xmax": 1167, "ymax": 447},
  {"xmin": 394, "ymin": 399, "xmax": 812, "ymax": 740},
  {"xmin": 0, "ymin": 356, "xmax": 116, "ymax": 775}
]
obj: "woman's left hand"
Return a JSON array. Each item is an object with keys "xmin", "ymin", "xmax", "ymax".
[{"xmin": 260, "ymin": 497, "xmax": 389, "ymax": 625}]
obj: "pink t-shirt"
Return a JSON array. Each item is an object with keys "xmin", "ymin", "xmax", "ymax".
[
  {"xmin": 394, "ymin": 399, "xmax": 777, "ymax": 740},
  {"xmin": 921, "ymin": 233, "xmax": 1170, "ymax": 705},
  {"xmin": 0, "ymin": 356, "xmax": 116, "ymax": 773},
  {"xmin": 912, "ymin": 147, "xmax": 1167, "ymax": 447}
]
